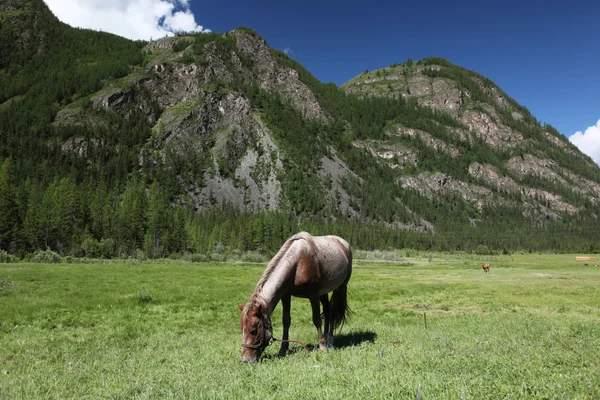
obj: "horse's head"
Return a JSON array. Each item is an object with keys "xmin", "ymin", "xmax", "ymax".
[{"xmin": 238, "ymin": 300, "xmax": 272, "ymax": 363}]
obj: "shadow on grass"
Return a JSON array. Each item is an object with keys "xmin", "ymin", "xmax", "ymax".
[
  {"xmin": 333, "ymin": 330, "xmax": 377, "ymax": 348},
  {"xmin": 263, "ymin": 330, "xmax": 378, "ymax": 359}
]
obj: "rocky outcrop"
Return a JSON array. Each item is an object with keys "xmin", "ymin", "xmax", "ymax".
[
  {"xmin": 469, "ymin": 162, "xmax": 578, "ymax": 214},
  {"xmin": 399, "ymin": 172, "xmax": 494, "ymax": 210},
  {"xmin": 461, "ymin": 109, "xmax": 523, "ymax": 150},
  {"xmin": 353, "ymin": 140, "xmax": 419, "ymax": 168},
  {"xmin": 60, "ymin": 137, "xmax": 102, "ymax": 158},
  {"xmin": 189, "ymin": 123, "xmax": 283, "ymax": 212},
  {"xmin": 543, "ymin": 131, "xmax": 590, "ymax": 161},
  {"xmin": 142, "ymin": 63, "xmax": 210, "ymax": 109},
  {"xmin": 317, "ymin": 148, "xmax": 360, "ymax": 218},
  {"xmin": 145, "ymin": 88, "xmax": 285, "ymax": 212},
  {"xmin": 468, "ymin": 162, "xmax": 520, "ymax": 192},
  {"xmin": 342, "ymin": 65, "xmax": 465, "ymax": 117},
  {"xmin": 387, "ymin": 125, "xmax": 460, "ymax": 157},
  {"xmin": 506, "ymin": 154, "xmax": 568, "ymax": 185},
  {"xmin": 232, "ymin": 30, "xmax": 329, "ymax": 123},
  {"xmin": 53, "ymin": 107, "xmax": 108, "ymax": 128},
  {"xmin": 417, "ymin": 79, "xmax": 463, "ymax": 117}
]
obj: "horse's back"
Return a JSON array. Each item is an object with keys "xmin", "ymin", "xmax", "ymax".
[{"xmin": 312, "ymin": 235, "xmax": 352, "ymax": 295}]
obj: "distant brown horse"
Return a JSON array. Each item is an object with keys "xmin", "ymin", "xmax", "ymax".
[
  {"xmin": 482, "ymin": 263, "xmax": 490, "ymax": 273},
  {"xmin": 238, "ymin": 232, "xmax": 352, "ymax": 363}
]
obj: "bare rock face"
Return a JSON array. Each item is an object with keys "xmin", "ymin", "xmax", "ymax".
[
  {"xmin": 543, "ymin": 131, "xmax": 590, "ymax": 161},
  {"xmin": 143, "ymin": 37, "xmax": 179, "ymax": 53},
  {"xmin": 60, "ymin": 137, "xmax": 102, "ymax": 158},
  {"xmin": 561, "ymin": 170, "xmax": 600, "ymax": 202},
  {"xmin": 461, "ymin": 109, "xmax": 523, "ymax": 150},
  {"xmin": 353, "ymin": 140, "xmax": 419, "ymax": 168},
  {"xmin": 468, "ymin": 162, "xmax": 578, "ymax": 214},
  {"xmin": 317, "ymin": 148, "xmax": 360, "ymax": 218},
  {"xmin": 232, "ymin": 30, "xmax": 329, "ymax": 123},
  {"xmin": 406, "ymin": 73, "xmax": 432, "ymax": 97},
  {"xmin": 400, "ymin": 172, "xmax": 494, "ymax": 210},
  {"xmin": 53, "ymin": 107, "xmax": 108, "ymax": 128},
  {"xmin": 511, "ymin": 111, "xmax": 524, "ymax": 121},
  {"xmin": 192, "ymin": 127, "xmax": 283, "ymax": 213},
  {"xmin": 506, "ymin": 154, "xmax": 567, "ymax": 185},
  {"xmin": 148, "ymin": 90, "xmax": 284, "ymax": 212},
  {"xmin": 143, "ymin": 63, "xmax": 209, "ymax": 109},
  {"xmin": 468, "ymin": 162, "xmax": 520, "ymax": 192},
  {"xmin": 387, "ymin": 125, "xmax": 460, "ymax": 157},
  {"xmin": 418, "ymin": 88, "xmax": 463, "ymax": 117},
  {"xmin": 520, "ymin": 187, "xmax": 578, "ymax": 215},
  {"xmin": 507, "ymin": 154, "xmax": 600, "ymax": 203},
  {"xmin": 342, "ymin": 65, "xmax": 466, "ymax": 117},
  {"xmin": 91, "ymin": 87, "xmax": 135, "ymax": 111}
]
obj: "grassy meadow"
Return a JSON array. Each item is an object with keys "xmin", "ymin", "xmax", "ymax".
[{"xmin": 1, "ymin": 253, "xmax": 599, "ymax": 399}]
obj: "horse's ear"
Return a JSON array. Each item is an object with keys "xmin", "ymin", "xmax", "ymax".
[{"xmin": 237, "ymin": 302, "xmax": 245, "ymax": 311}]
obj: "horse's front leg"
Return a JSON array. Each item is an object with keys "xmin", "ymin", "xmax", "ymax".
[
  {"xmin": 278, "ymin": 295, "xmax": 291, "ymax": 357},
  {"xmin": 310, "ymin": 296, "xmax": 326, "ymax": 350}
]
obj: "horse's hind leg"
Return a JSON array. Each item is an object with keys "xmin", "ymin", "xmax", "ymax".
[
  {"xmin": 310, "ymin": 296, "xmax": 327, "ymax": 350},
  {"xmin": 278, "ymin": 295, "xmax": 291, "ymax": 357},
  {"xmin": 320, "ymin": 294, "xmax": 333, "ymax": 349}
]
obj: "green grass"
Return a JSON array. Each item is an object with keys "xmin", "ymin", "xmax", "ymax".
[{"xmin": 1, "ymin": 254, "xmax": 599, "ymax": 399}]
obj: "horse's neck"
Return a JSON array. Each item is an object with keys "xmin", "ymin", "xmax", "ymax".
[{"xmin": 256, "ymin": 258, "xmax": 295, "ymax": 314}]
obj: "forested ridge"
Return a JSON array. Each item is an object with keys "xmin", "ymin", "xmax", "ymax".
[{"xmin": 1, "ymin": 0, "xmax": 600, "ymax": 261}]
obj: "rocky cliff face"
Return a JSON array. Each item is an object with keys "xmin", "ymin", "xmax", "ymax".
[{"xmin": 54, "ymin": 30, "xmax": 337, "ymax": 214}]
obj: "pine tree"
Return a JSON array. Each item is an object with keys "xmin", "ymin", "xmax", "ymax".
[
  {"xmin": 144, "ymin": 181, "xmax": 170, "ymax": 258},
  {"xmin": 0, "ymin": 158, "xmax": 18, "ymax": 250}
]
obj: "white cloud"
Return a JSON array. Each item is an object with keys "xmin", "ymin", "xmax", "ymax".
[
  {"xmin": 569, "ymin": 120, "xmax": 600, "ymax": 165},
  {"xmin": 44, "ymin": 0, "xmax": 210, "ymax": 41}
]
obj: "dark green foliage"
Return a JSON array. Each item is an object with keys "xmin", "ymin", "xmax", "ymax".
[
  {"xmin": 0, "ymin": 158, "xmax": 18, "ymax": 250},
  {"xmin": 0, "ymin": 0, "xmax": 146, "ymax": 185},
  {"xmin": 171, "ymin": 38, "xmax": 192, "ymax": 53}
]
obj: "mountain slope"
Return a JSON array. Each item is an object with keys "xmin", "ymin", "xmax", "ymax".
[
  {"xmin": 342, "ymin": 59, "xmax": 600, "ymax": 218},
  {"xmin": 1, "ymin": 0, "xmax": 600, "ymax": 256}
]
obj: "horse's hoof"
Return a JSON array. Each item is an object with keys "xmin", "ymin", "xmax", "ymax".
[{"xmin": 277, "ymin": 347, "xmax": 288, "ymax": 357}]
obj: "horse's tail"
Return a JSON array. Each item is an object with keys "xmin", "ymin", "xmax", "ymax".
[{"xmin": 330, "ymin": 251, "xmax": 352, "ymax": 331}]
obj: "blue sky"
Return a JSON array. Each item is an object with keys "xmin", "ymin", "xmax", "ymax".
[
  {"xmin": 191, "ymin": 0, "xmax": 598, "ymax": 138},
  {"xmin": 45, "ymin": 0, "xmax": 600, "ymax": 161}
]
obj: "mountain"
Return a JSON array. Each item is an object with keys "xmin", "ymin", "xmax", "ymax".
[
  {"xmin": 1, "ymin": 0, "xmax": 599, "ymax": 257},
  {"xmin": 341, "ymin": 59, "xmax": 600, "ymax": 218}
]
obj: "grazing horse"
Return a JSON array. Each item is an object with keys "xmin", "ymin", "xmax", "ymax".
[
  {"xmin": 482, "ymin": 263, "xmax": 490, "ymax": 273},
  {"xmin": 238, "ymin": 232, "xmax": 352, "ymax": 363}
]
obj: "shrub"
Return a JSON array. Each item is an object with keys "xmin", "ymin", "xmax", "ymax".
[
  {"xmin": 187, "ymin": 253, "xmax": 210, "ymax": 262},
  {"xmin": 476, "ymin": 244, "xmax": 490, "ymax": 255},
  {"xmin": 100, "ymin": 238, "xmax": 116, "ymax": 259},
  {"xmin": 210, "ymin": 253, "xmax": 227, "ymax": 262},
  {"xmin": 0, "ymin": 250, "xmax": 17, "ymax": 263},
  {"xmin": 134, "ymin": 249, "xmax": 148, "ymax": 261},
  {"xmin": 241, "ymin": 252, "xmax": 268, "ymax": 263},
  {"xmin": 31, "ymin": 249, "xmax": 62, "ymax": 263}
]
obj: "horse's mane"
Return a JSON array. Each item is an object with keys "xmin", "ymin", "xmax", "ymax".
[{"xmin": 253, "ymin": 232, "xmax": 315, "ymax": 296}]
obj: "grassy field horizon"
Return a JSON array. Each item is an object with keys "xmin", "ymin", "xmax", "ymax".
[{"xmin": 1, "ymin": 254, "xmax": 599, "ymax": 398}]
